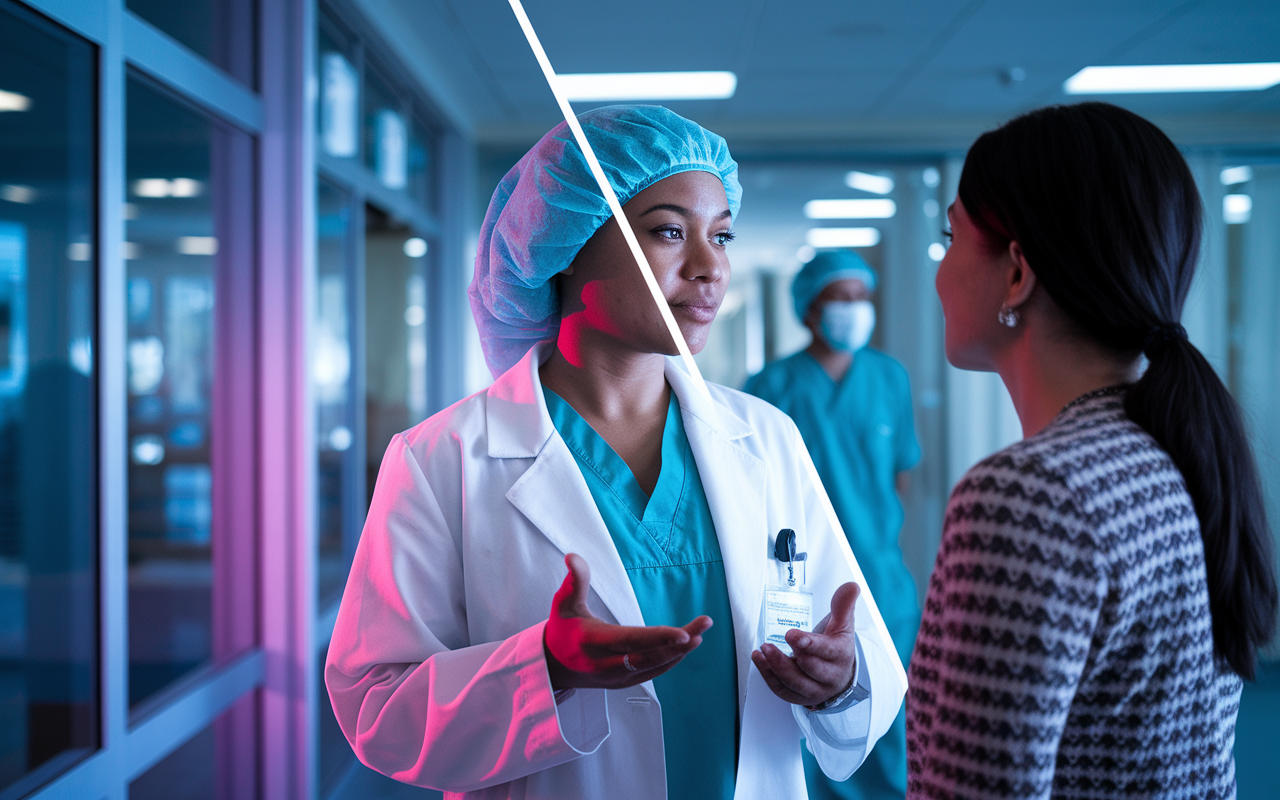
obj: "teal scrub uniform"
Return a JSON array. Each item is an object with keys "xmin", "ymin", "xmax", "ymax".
[
  {"xmin": 545, "ymin": 388, "xmax": 739, "ymax": 799},
  {"xmin": 744, "ymin": 349, "xmax": 919, "ymax": 800}
]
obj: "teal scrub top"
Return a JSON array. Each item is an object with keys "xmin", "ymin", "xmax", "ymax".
[
  {"xmin": 744, "ymin": 349, "xmax": 920, "ymax": 662},
  {"xmin": 544, "ymin": 388, "xmax": 739, "ymax": 799}
]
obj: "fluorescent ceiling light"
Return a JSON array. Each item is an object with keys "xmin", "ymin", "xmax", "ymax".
[
  {"xmin": 1220, "ymin": 166, "xmax": 1253, "ymax": 185},
  {"xmin": 322, "ymin": 53, "xmax": 359, "ymax": 158},
  {"xmin": 169, "ymin": 178, "xmax": 202, "ymax": 197},
  {"xmin": 177, "ymin": 236, "xmax": 218, "ymax": 255},
  {"xmin": 132, "ymin": 178, "xmax": 203, "ymax": 198},
  {"xmin": 328, "ymin": 426, "xmax": 353, "ymax": 452},
  {"xmin": 0, "ymin": 184, "xmax": 36, "ymax": 204},
  {"xmin": 0, "ymin": 89, "xmax": 31, "ymax": 112},
  {"xmin": 844, "ymin": 171, "xmax": 894, "ymax": 195},
  {"xmin": 375, "ymin": 110, "xmax": 407, "ymax": 190},
  {"xmin": 556, "ymin": 71, "xmax": 737, "ymax": 102},
  {"xmin": 1224, "ymin": 194, "xmax": 1252, "ymax": 225},
  {"xmin": 404, "ymin": 305, "xmax": 426, "ymax": 326},
  {"xmin": 805, "ymin": 199, "xmax": 896, "ymax": 219},
  {"xmin": 928, "ymin": 243, "xmax": 947, "ymax": 262},
  {"xmin": 806, "ymin": 227, "xmax": 881, "ymax": 249},
  {"xmin": 133, "ymin": 179, "xmax": 170, "ymax": 198},
  {"xmin": 1065, "ymin": 63, "xmax": 1280, "ymax": 94},
  {"xmin": 403, "ymin": 237, "xmax": 428, "ymax": 258},
  {"xmin": 131, "ymin": 435, "xmax": 165, "ymax": 465}
]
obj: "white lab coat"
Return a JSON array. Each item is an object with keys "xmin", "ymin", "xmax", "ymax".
[{"xmin": 325, "ymin": 343, "xmax": 904, "ymax": 799}]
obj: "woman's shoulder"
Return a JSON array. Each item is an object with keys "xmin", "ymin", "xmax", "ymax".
[
  {"xmin": 947, "ymin": 389, "xmax": 1184, "ymax": 551},
  {"xmin": 1012, "ymin": 389, "xmax": 1180, "ymax": 507},
  {"xmin": 950, "ymin": 436, "xmax": 1073, "ymax": 518}
]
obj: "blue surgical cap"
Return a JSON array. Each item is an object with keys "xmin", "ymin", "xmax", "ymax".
[
  {"xmin": 469, "ymin": 105, "xmax": 742, "ymax": 378},
  {"xmin": 792, "ymin": 251, "xmax": 878, "ymax": 322}
]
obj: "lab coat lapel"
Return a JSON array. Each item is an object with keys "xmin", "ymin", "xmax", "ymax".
[
  {"xmin": 666, "ymin": 360, "xmax": 767, "ymax": 716},
  {"xmin": 505, "ymin": 441, "xmax": 645, "ymax": 630},
  {"xmin": 490, "ymin": 345, "xmax": 645, "ymax": 634}
]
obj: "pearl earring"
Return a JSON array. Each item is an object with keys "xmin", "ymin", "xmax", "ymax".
[{"xmin": 998, "ymin": 306, "xmax": 1019, "ymax": 327}]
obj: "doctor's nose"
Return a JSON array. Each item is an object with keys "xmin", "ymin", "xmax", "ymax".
[{"xmin": 682, "ymin": 239, "xmax": 727, "ymax": 284}]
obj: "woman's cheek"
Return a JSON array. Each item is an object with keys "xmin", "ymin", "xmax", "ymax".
[{"xmin": 935, "ymin": 253, "xmax": 955, "ymax": 317}]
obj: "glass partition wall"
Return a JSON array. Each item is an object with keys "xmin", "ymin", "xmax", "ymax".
[
  {"xmin": 0, "ymin": 1, "xmax": 97, "ymax": 794},
  {"xmin": 312, "ymin": 6, "xmax": 442, "ymax": 605},
  {"xmin": 125, "ymin": 76, "xmax": 257, "ymax": 711},
  {"xmin": 312, "ymin": 8, "xmax": 446, "ymax": 795},
  {"xmin": 4, "ymin": 0, "xmax": 276, "ymax": 797},
  {"xmin": 1, "ymin": 0, "xmax": 464, "ymax": 797}
]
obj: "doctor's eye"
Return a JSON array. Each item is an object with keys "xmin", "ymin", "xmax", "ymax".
[
  {"xmin": 653, "ymin": 225, "xmax": 684, "ymax": 241},
  {"xmin": 714, "ymin": 230, "xmax": 736, "ymax": 246},
  {"xmin": 941, "ymin": 228, "xmax": 953, "ymax": 241}
]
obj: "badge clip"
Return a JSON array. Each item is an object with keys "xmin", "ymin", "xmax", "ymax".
[{"xmin": 773, "ymin": 528, "xmax": 808, "ymax": 587}]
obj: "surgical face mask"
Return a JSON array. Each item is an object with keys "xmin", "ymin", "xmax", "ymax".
[{"xmin": 819, "ymin": 301, "xmax": 875, "ymax": 352}]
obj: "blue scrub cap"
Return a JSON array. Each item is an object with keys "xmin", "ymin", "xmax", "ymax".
[
  {"xmin": 792, "ymin": 251, "xmax": 878, "ymax": 322},
  {"xmin": 469, "ymin": 105, "xmax": 742, "ymax": 378}
]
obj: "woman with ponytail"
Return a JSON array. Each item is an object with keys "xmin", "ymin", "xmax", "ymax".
[{"xmin": 906, "ymin": 102, "xmax": 1277, "ymax": 799}]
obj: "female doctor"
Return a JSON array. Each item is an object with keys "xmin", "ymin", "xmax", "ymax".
[{"xmin": 325, "ymin": 105, "xmax": 904, "ymax": 800}]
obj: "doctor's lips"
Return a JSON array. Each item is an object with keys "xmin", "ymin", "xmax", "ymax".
[{"xmin": 671, "ymin": 294, "xmax": 722, "ymax": 324}]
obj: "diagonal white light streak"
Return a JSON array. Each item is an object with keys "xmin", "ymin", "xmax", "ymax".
[
  {"xmin": 506, "ymin": 0, "xmax": 710, "ymax": 402},
  {"xmin": 506, "ymin": 0, "xmax": 906, "ymax": 694}
]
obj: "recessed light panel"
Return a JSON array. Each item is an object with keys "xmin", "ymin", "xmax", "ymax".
[
  {"xmin": 806, "ymin": 228, "xmax": 881, "ymax": 249},
  {"xmin": 556, "ymin": 71, "xmax": 737, "ymax": 102},
  {"xmin": 805, "ymin": 199, "xmax": 896, "ymax": 219},
  {"xmin": 844, "ymin": 171, "xmax": 894, "ymax": 195},
  {"xmin": 1065, "ymin": 63, "xmax": 1280, "ymax": 94}
]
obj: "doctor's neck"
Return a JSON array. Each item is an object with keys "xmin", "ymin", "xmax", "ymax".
[{"xmin": 539, "ymin": 331, "xmax": 671, "ymax": 425}]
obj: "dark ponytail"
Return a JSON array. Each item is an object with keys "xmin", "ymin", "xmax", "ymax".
[{"xmin": 958, "ymin": 102, "xmax": 1278, "ymax": 680}]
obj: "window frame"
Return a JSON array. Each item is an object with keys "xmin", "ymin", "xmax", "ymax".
[
  {"xmin": 13, "ymin": 0, "xmax": 468, "ymax": 797},
  {"xmin": 17, "ymin": 1, "xmax": 276, "ymax": 798}
]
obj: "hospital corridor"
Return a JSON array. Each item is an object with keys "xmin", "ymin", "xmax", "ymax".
[{"xmin": 2, "ymin": 1, "xmax": 1279, "ymax": 798}]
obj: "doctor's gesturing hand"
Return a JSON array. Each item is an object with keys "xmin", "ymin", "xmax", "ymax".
[
  {"xmin": 544, "ymin": 554, "xmax": 713, "ymax": 690},
  {"xmin": 752, "ymin": 581, "xmax": 860, "ymax": 708}
]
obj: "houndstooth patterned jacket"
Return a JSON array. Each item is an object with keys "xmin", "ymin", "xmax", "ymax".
[{"xmin": 906, "ymin": 387, "xmax": 1241, "ymax": 799}]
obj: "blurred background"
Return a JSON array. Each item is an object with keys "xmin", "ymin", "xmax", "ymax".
[{"xmin": 0, "ymin": 0, "xmax": 1277, "ymax": 797}]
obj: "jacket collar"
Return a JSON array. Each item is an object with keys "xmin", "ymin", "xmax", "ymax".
[
  {"xmin": 484, "ymin": 341, "xmax": 562, "ymax": 459},
  {"xmin": 484, "ymin": 341, "xmax": 754, "ymax": 459},
  {"xmin": 488, "ymin": 342, "xmax": 767, "ymax": 712},
  {"xmin": 663, "ymin": 355, "xmax": 754, "ymax": 443}
]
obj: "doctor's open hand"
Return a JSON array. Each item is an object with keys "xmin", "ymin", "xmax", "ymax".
[
  {"xmin": 751, "ymin": 581, "xmax": 860, "ymax": 708},
  {"xmin": 543, "ymin": 554, "xmax": 712, "ymax": 691}
]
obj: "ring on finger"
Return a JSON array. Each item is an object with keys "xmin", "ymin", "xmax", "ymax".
[{"xmin": 623, "ymin": 653, "xmax": 638, "ymax": 672}]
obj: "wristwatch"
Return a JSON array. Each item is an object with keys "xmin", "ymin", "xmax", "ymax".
[{"xmin": 805, "ymin": 673, "xmax": 869, "ymax": 714}]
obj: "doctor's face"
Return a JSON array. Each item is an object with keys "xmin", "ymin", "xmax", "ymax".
[{"xmin": 558, "ymin": 170, "xmax": 733, "ymax": 357}]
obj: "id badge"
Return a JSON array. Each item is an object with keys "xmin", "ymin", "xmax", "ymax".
[{"xmin": 763, "ymin": 585, "xmax": 813, "ymax": 657}]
